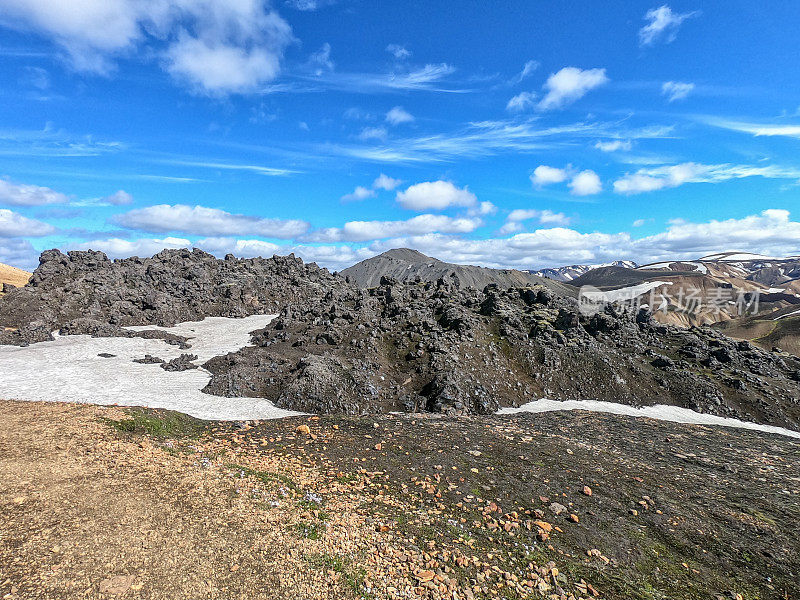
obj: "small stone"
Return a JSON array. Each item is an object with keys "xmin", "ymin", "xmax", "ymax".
[
  {"xmin": 98, "ymin": 576, "xmax": 135, "ymax": 595},
  {"xmin": 415, "ymin": 570, "xmax": 435, "ymax": 583},
  {"xmin": 533, "ymin": 520, "xmax": 552, "ymax": 532},
  {"xmin": 582, "ymin": 485, "xmax": 592, "ymax": 496},
  {"xmin": 548, "ymin": 502, "xmax": 567, "ymax": 516},
  {"xmin": 569, "ymin": 513, "xmax": 580, "ymax": 523},
  {"xmin": 296, "ymin": 424, "xmax": 311, "ymax": 436}
]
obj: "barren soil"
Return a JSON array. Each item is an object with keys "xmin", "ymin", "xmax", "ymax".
[{"xmin": 0, "ymin": 400, "xmax": 798, "ymax": 600}]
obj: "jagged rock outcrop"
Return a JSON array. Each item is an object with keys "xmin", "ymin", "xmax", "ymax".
[
  {"xmin": 2, "ymin": 248, "xmax": 799, "ymax": 429},
  {"xmin": 0, "ymin": 248, "xmax": 342, "ymax": 345},
  {"xmin": 204, "ymin": 276, "xmax": 800, "ymax": 429}
]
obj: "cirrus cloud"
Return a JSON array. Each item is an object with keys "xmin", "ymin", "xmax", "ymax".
[{"xmin": 662, "ymin": 81, "xmax": 694, "ymax": 102}]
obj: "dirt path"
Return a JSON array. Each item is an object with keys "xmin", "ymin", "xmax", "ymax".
[
  {"xmin": 0, "ymin": 401, "xmax": 357, "ymax": 600},
  {"xmin": 1, "ymin": 400, "xmax": 798, "ymax": 600}
]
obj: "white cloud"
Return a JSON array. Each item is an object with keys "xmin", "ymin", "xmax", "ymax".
[
  {"xmin": 114, "ymin": 204, "xmax": 309, "ymax": 238},
  {"xmin": 569, "ymin": 170, "xmax": 602, "ymax": 196},
  {"xmin": 68, "ymin": 208, "xmax": 800, "ymax": 273},
  {"xmin": 395, "ymin": 181, "xmax": 477, "ymax": 211},
  {"xmin": 196, "ymin": 236, "xmax": 280, "ymax": 256},
  {"xmin": 470, "ymin": 201, "xmax": 497, "ymax": 217},
  {"xmin": 538, "ymin": 67, "xmax": 608, "ymax": 111},
  {"xmin": 614, "ymin": 162, "xmax": 800, "ymax": 195},
  {"xmin": 639, "ymin": 5, "xmax": 698, "ymax": 46},
  {"xmin": 74, "ymin": 236, "xmax": 191, "ymax": 258},
  {"xmin": 341, "ymin": 173, "xmax": 402, "ymax": 201},
  {"xmin": 636, "ymin": 209, "xmax": 800, "ymax": 258},
  {"xmin": 162, "ymin": 159, "xmax": 298, "ymax": 176},
  {"xmin": 285, "ymin": 0, "xmax": 336, "ymax": 11},
  {"xmin": 341, "ymin": 186, "xmax": 376, "ymax": 202},
  {"xmin": 530, "ymin": 165, "xmax": 568, "ymax": 187},
  {"xmin": 343, "ymin": 107, "xmax": 374, "ymax": 121},
  {"xmin": 386, "ymin": 44, "xmax": 411, "ymax": 60},
  {"xmin": 594, "ymin": 139, "xmax": 632, "ymax": 152},
  {"xmin": 0, "ymin": 177, "xmax": 69, "ymax": 206},
  {"xmin": 358, "ymin": 127, "xmax": 388, "ymax": 142},
  {"xmin": 0, "ymin": 238, "xmax": 38, "ymax": 270},
  {"xmin": 373, "ymin": 174, "xmax": 402, "ymax": 191},
  {"xmin": 334, "ymin": 119, "xmax": 672, "ymax": 165},
  {"xmin": 359, "ymin": 209, "xmax": 800, "ymax": 270},
  {"xmin": 514, "ymin": 59, "xmax": 540, "ymax": 83},
  {"xmin": 632, "ymin": 219, "xmax": 647, "ymax": 227},
  {"xmin": 103, "ymin": 190, "xmax": 133, "ymax": 205},
  {"xmin": 385, "ymin": 106, "xmax": 414, "ymax": 125},
  {"xmin": 704, "ymin": 119, "xmax": 800, "ymax": 139},
  {"xmin": 306, "ymin": 63, "xmax": 457, "ymax": 94},
  {"xmin": 0, "ymin": 208, "xmax": 55, "ymax": 237},
  {"xmin": 304, "ymin": 214, "xmax": 482, "ymax": 243},
  {"xmin": 506, "ymin": 91, "xmax": 537, "ymax": 112},
  {"xmin": 165, "ymin": 35, "xmax": 285, "ymax": 95},
  {"xmin": 0, "ymin": 0, "xmax": 293, "ymax": 94},
  {"xmin": 307, "ymin": 42, "xmax": 334, "ymax": 75},
  {"xmin": 505, "ymin": 209, "xmax": 571, "ymax": 227},
  {"xmin": 662, "ymin": 81, "xmax": 694, "ymax": 102},
  {"xmin": 497, "ymin": 222, "xmax": 523, "ymax": 235}
]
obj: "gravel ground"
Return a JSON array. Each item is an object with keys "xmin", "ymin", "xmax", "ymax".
[{"xmin": 1, "ymin": 399, "xmax": 797, "ymax": 600}]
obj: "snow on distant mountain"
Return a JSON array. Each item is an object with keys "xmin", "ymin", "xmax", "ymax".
[{"xmin": 529, "ymin": 260, "xmax": 638, "ymax": 282}]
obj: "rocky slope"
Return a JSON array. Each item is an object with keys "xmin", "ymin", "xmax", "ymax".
[
  {"xmin": 205, "ymin": 274, "xmax": 800, "ymax": 429},
  {"xmin": 2, "ymin": 248, "xmax": 799, "ymax": 429},
  {"xmin": 0, "ymin": 248, "xmax": 338, "ymax": 345},
  {"xmin": 341, "ymin": 248, "xmax": 575, "ymax": 297}
]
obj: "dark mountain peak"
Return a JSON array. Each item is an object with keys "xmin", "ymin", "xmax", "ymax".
[{"xmin": 377, "ymin": 248, "xmax": 437, "ymax": 263}]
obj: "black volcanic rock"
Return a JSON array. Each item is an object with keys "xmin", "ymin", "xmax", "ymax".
[
  {"xmin": 204, "ymin": 275, "xmax": 800, "ymax": 429},
  {"xmin": 2, "ymin": 247, "xmax": 800, "ymax": 429},
  {"xmin": 0, "ymin": 248, "xmax": 344, "ymax": 345}
]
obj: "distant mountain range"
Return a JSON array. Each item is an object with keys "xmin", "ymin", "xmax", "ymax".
[{"xmin": 528, "ymin": 260, "xmax": 638, "ymax": 282}]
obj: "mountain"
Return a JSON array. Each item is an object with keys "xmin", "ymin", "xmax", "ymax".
[
  {"xmin": 341, "ymin": 248, "xmax": 576, "ymax": 297},
  {"xmin": 568, "ymin": 253, "xmax": 800, "ymax": 347},
  {"xmin": 0, "ymin": 262, "xmax": 31, "ymax": 295},
  {"xmin": 529, "ymin": 260, "xmax": 637, "ymax": 282}
]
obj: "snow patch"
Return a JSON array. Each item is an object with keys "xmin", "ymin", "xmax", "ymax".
[
  {"xmin": 774, "ymin": 309, "xmax": 800, "ymax": 321},
  {"xmin": 580, "ymin": 281, "xmax": 673, "ymax": 303},
  {"xmin": 500, "ymin": 399, "xmax": 800, "ymax": 439},
  {"xmin": 0, "ymin": 315, "xmax": 301, "ymax": 421}
]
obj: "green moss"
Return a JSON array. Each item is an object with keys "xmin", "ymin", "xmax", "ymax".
[{"xmin": 100, "ymin": 407, "xmax": 206, "ymax": 438}]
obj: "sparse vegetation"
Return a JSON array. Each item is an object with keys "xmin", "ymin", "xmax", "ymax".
[{"xmin": 100, "ymin": 407, "xmax": 207, "ymax": 438}]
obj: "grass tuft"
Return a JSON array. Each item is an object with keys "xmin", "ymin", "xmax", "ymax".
[{"xmin": 100, "ymin": 408, "xmax": 207, "ymax": 438}]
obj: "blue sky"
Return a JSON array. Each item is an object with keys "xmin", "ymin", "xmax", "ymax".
[{"xmin": 1, "ymin": 1, "xmax": 800, "ymax": 271}]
